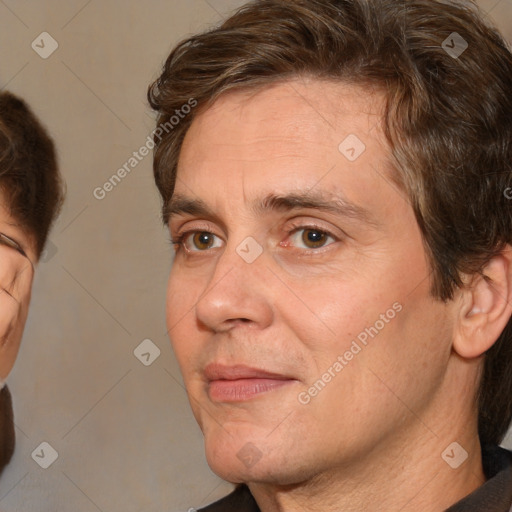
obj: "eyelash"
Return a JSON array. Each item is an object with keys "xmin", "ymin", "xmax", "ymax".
[{"xmin": 170, "ymin": 223, "xmax": 340, "ymax": 255}]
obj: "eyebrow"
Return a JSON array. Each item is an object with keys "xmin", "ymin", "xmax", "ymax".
[
  {"xmin": 253, "ymin": 192, "xmax": 378, "ymax": 227},
  {"xmin": 165, "ymin": 196, "xmax": 224, "ymax": 229},
  {"xmin": 166, "ymin": 191, "xmax": 378, "ymax": 228}
]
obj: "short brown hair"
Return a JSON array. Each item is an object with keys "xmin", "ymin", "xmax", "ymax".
[
  {"xmin": 0, "ymin": 91, "xmax": 64, "ymax": 258},
  {"xmin": 148, "ymin": 0, "xmax": 512, "ymax": 446}
]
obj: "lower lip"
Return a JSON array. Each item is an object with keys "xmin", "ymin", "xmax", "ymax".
[{"xmin": 208, "ymin": 378, "xmax": 294, "ymax": 402}]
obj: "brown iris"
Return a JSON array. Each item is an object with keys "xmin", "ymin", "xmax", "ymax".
[
  {"xmin": 193, "ymin": 232, "xmax": 215, "ymax": 250},
  {"xmin": 302, "ymin": 229, "xmax": 328, "ymax": 249}
]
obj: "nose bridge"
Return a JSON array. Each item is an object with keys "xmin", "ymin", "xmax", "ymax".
[
  {"xmin": 195, "ymin": 236, "xmax": 272, "ymax": 330},
  {"xmin": 210, "ymin": 232, "xmax": 266, "ymax": 290}
]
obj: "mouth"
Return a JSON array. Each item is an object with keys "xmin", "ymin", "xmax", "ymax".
[{"xmin": 204, "ymin": 363, "xmax": 297, "ymax": 402}]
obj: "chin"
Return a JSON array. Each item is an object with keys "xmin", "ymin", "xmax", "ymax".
[
  {"xmin": 204, "ymin": 430, "xmax": 311, "ymax": 486},
  {"xmin": 206, "ymin": 452, "xmax": 279, "ymax": 484},
  {"xmin": 207, "ymin": 455, "xmax": 316, "ymax": 487},
  {"xmin": 204, "ymin": 429, "xmax": 267, "ymax": 482}
]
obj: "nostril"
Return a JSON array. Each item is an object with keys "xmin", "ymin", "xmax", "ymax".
[
  {"xmin": 223, "ymin": 318, "xmax": 253, "ymax": 329},
  {"xmin": 224, "ymin": 318, "xmax": 252, "ymax": 327}
]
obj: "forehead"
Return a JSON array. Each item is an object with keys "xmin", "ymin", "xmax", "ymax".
[{"xmin": 175, "ymin": 79, "xmax": 394, "ymax": 212}]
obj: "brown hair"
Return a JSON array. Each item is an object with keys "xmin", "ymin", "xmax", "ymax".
[
  {"xmin": 0, "ymin": 91, "xmax": 64, "ymax": 259},
  {"xmin": 148, "ymin": 0, "xmax": 512, "ymax": 446}
]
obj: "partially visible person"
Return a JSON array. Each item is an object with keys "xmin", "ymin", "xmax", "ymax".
[{"xmin": 0, "ymin": 91, "xmax": 64, "ymax": 474}]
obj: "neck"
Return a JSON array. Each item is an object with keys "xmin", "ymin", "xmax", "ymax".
[{"xmin": 248, "ymin": 412, "xmax": 485, "ymax": 512}]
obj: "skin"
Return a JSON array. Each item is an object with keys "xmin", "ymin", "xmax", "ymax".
[
  {"xmin": 166, "ymin": 78, "xmax": 512, "ymax": 511},
  {"xmin": 0, "ymin": 194, "xmax": 36, "ymax": 383},
  {"xmin": 0, "ymin": 192, "xmax": 36, "ymax": 472}
]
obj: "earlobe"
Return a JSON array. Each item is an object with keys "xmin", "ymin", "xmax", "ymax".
[{"xmin": 453, "ymin": 246, "xmax": 512, "ymax": 359}]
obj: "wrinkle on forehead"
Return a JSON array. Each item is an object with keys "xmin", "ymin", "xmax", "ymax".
[
  {"xmin": 180, "ymin": 77, "xmax": 387, "ymax": 163},
  {"xmin": 174, "ymin": 78, "xmax": 394, "ymax": 229}
]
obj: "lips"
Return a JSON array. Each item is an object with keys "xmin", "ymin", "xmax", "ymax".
[{"xmin": 204, "ymin": 363, "xmax": 296, "ymax": 402}]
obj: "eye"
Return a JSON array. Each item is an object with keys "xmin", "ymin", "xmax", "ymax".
[
  {"xmin": 288, "ymin": 228, "xmax": 336, "ymax": 250},
  {"xmin": 174, "ymin": 231, "xmax": 223, "ymax": 252},
  {"xmin": 0, "ymin": 232, "xmax": 33, "ymax": 268}
]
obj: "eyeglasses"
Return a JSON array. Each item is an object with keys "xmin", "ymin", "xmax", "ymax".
[{"xmin": 0, "ymin": 232, "xmax": 34, "ymax": 269}]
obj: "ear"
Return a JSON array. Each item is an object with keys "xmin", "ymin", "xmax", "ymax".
[{"xmin": 453, "ymin": 245, "xmax": 512, "ymax": 359}]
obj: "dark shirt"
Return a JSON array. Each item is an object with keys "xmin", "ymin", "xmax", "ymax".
[
  {"xmin": 199, "ymin": 445, "xmax": 512, "ymax": 511},
  {"xmin": 0, "ymin": 385, "xmax": 15, "ymax": 476}
]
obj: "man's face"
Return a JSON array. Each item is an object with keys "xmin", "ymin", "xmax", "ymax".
[
  {"xmin": 0, "ymin": 195, "xmax": 35, "ymax": 382},
  {"xmin": 166, "ymin": 79, "xmax": 457, "ymax": 484}
]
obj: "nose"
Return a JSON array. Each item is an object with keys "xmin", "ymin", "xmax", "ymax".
[{"xmin": 195, "ymin": 243, "xmax": 274, "ymax": 333}]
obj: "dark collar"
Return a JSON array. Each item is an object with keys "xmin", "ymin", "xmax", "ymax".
[
  {"xmin": 200, "ymin": 445, "xmax": 512, "ymax": 511},
  {"xmin": 198, "ymin": 484, "xmax": 259, "ymax": 512},
  {"xmin": 445, "ymin": 445, "xmax": 512, "ymax": 511},
  {"xmin": 0, "ymin": 385, "xmax": 15, "ymax": 476}
]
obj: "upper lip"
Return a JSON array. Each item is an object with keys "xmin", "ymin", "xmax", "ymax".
[{"xmin": 204, "ymin": 363, "xmax": 294, "ymax": 382}]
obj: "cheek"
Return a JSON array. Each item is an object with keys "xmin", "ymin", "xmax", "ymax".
[
  {"xmin": 166, "ymin": 270, "xmax": 195, "ymax": 361},
  {"xmin": 272, "ymin": 253, "xmax": 433, "ymax": 387},
  {"xmin": 0, "ymin": 298, "xmax": 28, "ymax": 381},
  {"xmin": 166, "ymin": 265, "xmax": 200, "ymax": 324},
  {"xmin": 166, "ymin": 266, "xmax": 214, "ymax": 381},
  {"xmin": 271, "ymin": 242, "xmax": 417, "ymax": 352},
  {"xmin": 276, "ymin": 272, "xmax": 387, "ymax": 353}
]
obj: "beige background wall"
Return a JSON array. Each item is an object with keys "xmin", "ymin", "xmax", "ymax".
[{"xmin": 0, "ymin": 1, "xmax": 511, "ymax": 511}]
